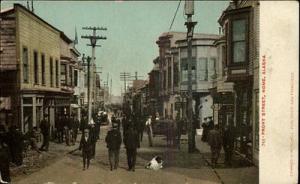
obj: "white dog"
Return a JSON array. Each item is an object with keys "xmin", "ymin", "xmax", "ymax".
[{"xmin": 145, "ymin": 156, "xmax": 163, "ymax": 170}]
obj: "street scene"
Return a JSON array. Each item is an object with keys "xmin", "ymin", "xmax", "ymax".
[{"xmin": 0, "ymin": 1, "xmax": 259, "ymax": 184}]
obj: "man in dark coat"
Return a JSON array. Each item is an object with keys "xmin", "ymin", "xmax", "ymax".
[
  {"xmin": 56, "ymin": 115, "xmax": 64, "ymax": 143},
  {"xmin": 105, "ymin": 122, "xmax": 122, "ymax": 171},
  {"xmin": 208, "ymin": 124, "xmax": 222, "ymax": 168},
  {"xmin": 124, "ymin": 123, "xmax": 140, "ymax": 171},
  {"xmin": 0, "ymin": 124, "xmax": 11, "ymax": 183},
  {"xmin": 72, "ymin": 115, "xmax": 80, "ymax": 144},
  {"xmin": 79, "ymin": 129, "xmax": 93, "ymax": 170},
  {"xmin": 89, "ymin": 121, "xmax": 98, "ymax": 158},
  {"xmin": 7, "ymin": 125, "xmax": 24, "ymax": 166},
  {"xmin": 80, "ymin": 115, "xmax": 88, "ymax": 134},
  {"xmin": 223, "ymin": 125, "xmax": 235, "ymax": 166},
  {"xmin": 122, "ymin": 115, "xmax": 130, "ymax": 139},
  {"xmin": 40, "ymin": 115, "xmax": 50, "ymax": 151}
]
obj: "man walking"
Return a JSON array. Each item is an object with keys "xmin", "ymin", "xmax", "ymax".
[
  {"xmin": 79, "ymin": 129, "xmax": 93, "ymax": 170},
  {"xmin": 124, "ymin": 123, "xmax": 140, "ymax": 171},
  {"xmin": 105, "ymin": 122, "xmax": 122, "ymax": 171},
  {"xmin": 223, "ymin": 125, "xmax": 235, "ymax": 166},
  {"xmin": 208, "ymin": 124, "xmax": 222, "ymax": 168},
  {"xmin": 175, "ymin": 115, "xmax": 184, "ymax": 149},
  {"xmin": 72, "ymin": 114, "xmax": 80, "ymax": 144},
  {"xmin": 40, "ymin": 114, "xmax": 50, "ymax": 151}
]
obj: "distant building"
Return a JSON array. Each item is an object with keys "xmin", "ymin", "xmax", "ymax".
[
  {"xmin": 153, "ymin": 32, "xmax": 219, "ymax": 121},
  {"xmin": 176, "ymin": 33, "xmax": 220, "ymax": 124}
]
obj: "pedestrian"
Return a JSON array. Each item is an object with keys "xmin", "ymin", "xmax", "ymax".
[
  {"xmin": 80, "ymin": 115, "xmax": 88, "ymax": 134},
  {"xmin": 124, "ymin": 123, "xmax": 140, "ymax": 172},
  {"xmin": 7, "ymin": 125, "xmax": 24, "ymax": 166},
  {"xmin": 40, "ymin": 114, "xmax": 50, "ymax": 151},
  {"xmin": 175, "ymin": 115, "xmax": 183, "ymax": 149},
  {"xmin": 208, "ymin": 124, "xmax": 222, "ymax": 168},
  {"xmin": 223, "ymin": 125, "xmax": 235, "ymax": 166},
  {"xmin": 105, "ymin": 122, "xmax": 122, "ymax": 171},
  {"xmin": 0, "ymin": 124, "xmax": 11, "ymax": 183},
  {"xmin": 72, "ymin": 115, "xmax": 80, "ymax": 144},
  {"xmin": 88, "ymin": 120, "xmax": 97, "ymax": 158},
  {"xmin": 145, "ymin": 115, "xmax": 153, "ymax": 147},
  {"xmin": 166, "ymin": 121, "xmax": 175, "ymax": 147},
  {"xmin": 79, "ymin": 129, "xmax": 93, "ymax": 170},
  {"xmin": 122, "ymin": 114, "xmax": 130, "ymax": 139},
  {"xmin": 201, "ymin": 117, "xmax": 209, "ymax": 142},
  {"xmin": 64, "ymin": 115, "xmax": 72, "ymax": 146},
  {"xmin": 95, "ymin": 114, "xmax": 101, "ymax": 140},
  {"xmin": 56, "ymin": 115, "xmax": 64, "ymax": 143}
]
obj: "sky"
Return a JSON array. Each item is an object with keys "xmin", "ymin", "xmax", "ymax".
[{"xmin": 1, "ymin": 0, "xmax": 229, "ymax": 96}]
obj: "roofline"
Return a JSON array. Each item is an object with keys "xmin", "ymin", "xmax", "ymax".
[{"xmin": 13, "ymin": 4, "xmax": 62, "ymax": 34}]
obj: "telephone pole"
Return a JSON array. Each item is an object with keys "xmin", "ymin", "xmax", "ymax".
[
  {"xmin": 120, "ymin": 72, "xmax": 131, "ymax": 100},
  {"xmin": 185, "ymin": 0, "xmax": 197, "ymax": 153},
  {"xmin": 81, "ymin": 26, "xmax": 107, "ymax": 123}
]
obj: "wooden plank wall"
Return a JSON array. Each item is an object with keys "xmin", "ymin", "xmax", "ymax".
[{"xmin": 0, "ymin": 13, "xmax": 17, "ymax": 70}]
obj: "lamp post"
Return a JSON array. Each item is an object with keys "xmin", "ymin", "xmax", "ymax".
[{"xmin": 185, "ymin": 0, "xmax": 197, "ymax": 153}]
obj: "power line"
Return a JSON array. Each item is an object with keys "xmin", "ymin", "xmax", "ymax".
[{"xmin": 168, "ymin": 0, "xmax": 182, "ymax": 31}]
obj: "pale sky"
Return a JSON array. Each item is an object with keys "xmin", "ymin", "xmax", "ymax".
[{"xmin": 1, "ymin": 1, "xmax": 229, "ymax": 96}]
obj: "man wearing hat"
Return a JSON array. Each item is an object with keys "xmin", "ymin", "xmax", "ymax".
[
  {"xmin": 40, "ymin": 114, "xmax": 50, "ymax": 151},
  {"xmin": 105, "ymin": 122, "xmax": 122, "ymax": 171},
  {"xmin": 79, "ymin": 128, "xmax": 93, "ymax": 170}
]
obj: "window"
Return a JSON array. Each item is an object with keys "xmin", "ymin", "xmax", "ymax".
[
  {"xmin": 74, "ymin": 70, "xmax": 78, "ymax": 87},
  {"xmin": 60, "ymin": 64, "xmax": 67, "ymax": 85},
  {"xmin": 208, "ymin": 58, "xmax": 217, "ymax": 79},
  {"xmin": 69, "ymin": 66, "xmax": 73, "ymax": 86},
  {"xmin": 173, "ymin": 62, "xmax": 179, "ymax": 87},
  {"xmin": 22, "ymin": 47, "xmax": 29, "ymax": 83},
  {"xmin": 181, "ymin": 64, "xmax": 188, "ymax": 82},
  {"xmin": 181, "ymin": 58, "xmax": 196, "ymax": 82},
  {"xmin": 41, "ymin": 54, "xmax": 45, "ymax": 85},
  {"xmin": 50, "ymin": 57, "xmax": 53, "ymax": 87},
  {"xmin": 168, "ymin": 65, "xmax": 171, "ymax": 88},
  {"xmin": 232, "ymin": 19, "xmax": 247, "ymax": 63},
  {"xmin": 198, "ymin": 58, "xmax": 208, "ymax": 81},
  {"xmin": 34, "ymin": 51, "xmax": 39, "ymax": 84},
  {"xmin": 55, "ymin": 60, "xmax": 59, "ymax": 87}
]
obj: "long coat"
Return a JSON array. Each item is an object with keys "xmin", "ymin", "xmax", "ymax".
[
  {"xmin": 79, "ymin": 136, "xmax": 93, "ymax": 158},
  {"xmin": 124, "ymin": 128, "xmax": 140, "ymax": 149},
  {"xmin": 105, "ymin": 129, "xmax": 122, "ymax": 150},
  {"xmin": 208, "ymin": 129, "xmax": 222, "ymax": 149}
]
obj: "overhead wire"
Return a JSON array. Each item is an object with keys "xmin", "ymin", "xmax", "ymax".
[{"xmin": 168, "ymin": 0, "xmax": 182, "ymax": 32}]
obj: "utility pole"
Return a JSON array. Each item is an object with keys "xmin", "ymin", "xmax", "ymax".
[
  {"xmin": 82, "ymin": 54, "xmax": 91, "ymax": 120},
  {"xmin": 120, "ymin": 72, "xmax": 131, "ymax": 96},
  {"xmin": 185, "ymin": 0, "xmax": 197, "ymax": 153},
  {"xmin": 81, "ymin": 26, "xmax": 107, "ymax": 123}
]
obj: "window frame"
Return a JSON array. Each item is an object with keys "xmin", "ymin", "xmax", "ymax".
[
  {"xmin": 22, "ymin": 46, "xmax": 29, "ymax": 83},
  {"xmin": 41, "ymin": 53, "xmax": 46, "ymax": 85},
  {"xmin": 33, "ymin": 50, "xmax": 39, "ymax": 85},
  {"xmin": 228, "ymin": 12, "xmax": 249, "ymax": 66},
  {"xmin": 60, "ymin": 63, "xmax": 67, "ymax": 86},
  {"xmin": 50, "ymin": 57, "xmax": 54, "ymax": 87}
]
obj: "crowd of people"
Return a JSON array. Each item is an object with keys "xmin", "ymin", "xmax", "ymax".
[{"xmin": 0, "ymin": 108, "xmax": 247, "ymax": 183}]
